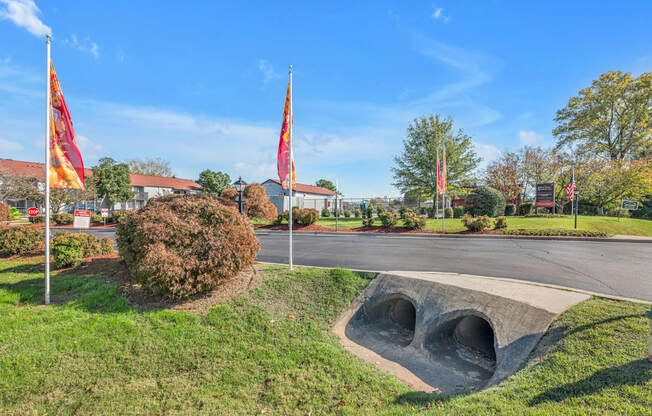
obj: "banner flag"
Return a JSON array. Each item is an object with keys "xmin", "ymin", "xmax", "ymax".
[
  {"xmin": 442, "ymin": 144, "xmax": 447, "ymax": 194},
  {"xmin": 436, "ymin": 149, "xmax": 441, "ymax": 194},
  {"xmin": 277, "ymin": 79, "xmax": 295, "ymax": 190},
  {"xmin": 49, "ymin": 62, "xmax": 85, "ymax": 189}
]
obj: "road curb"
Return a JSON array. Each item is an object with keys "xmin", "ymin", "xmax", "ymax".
[{"xmin": 255, "ymin": 230, "xmax": 652, "ymax": 244}]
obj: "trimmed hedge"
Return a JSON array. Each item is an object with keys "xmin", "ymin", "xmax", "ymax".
[
  {"xmin": 378, "ymin": 211, "xmax": 398, "ymax": 228},
  {"xmin": 460, "ymin": 214, "xmax": 492, "ymax": 232},
  {"xmin": 343, "ymin": 210, "xmax": 351, "ymax": 217},
  {"xmin": 52, "ymin": 232, "xmax": 114, "ymax": 268},
  {"xmin": 354, "ymin": 208, "xmax": 361, "ymax": 218},
  {"xmin": 494, "ymin": 216, "xmax": 508, "ymax": 229},
  {"xmin": 504, "ymin": 228, "xmax": 607, "ymax": 237},
  {"xmin": 276, "ymin": 208, "xmax": 319, "ymax": 226},
  {"xmin": 464, "ymin": 186, "xmax": 506, "ymax": 217},
  {"xmin": 321, "ymin": 208, "xmax": 331, "ymax": 217},
  {"xmin": 520, "ymin": 202, "xmax": 534, "ymax": 216},
  {"xmin": 117, "ymin": 194, "xmax": 259, "ymax": 299},
  {"xmin": 505, "ymin": 203, "xmax": 516, "ymax": 216},
  {"xmin": 0, "ymin": 202, "xmax": 11, "ymax": 222},
  {"xmin": 110, "ymin": 210, "xmax": 133, "ymax": 224},
  {"xmin": 91, "ymin": 214, "xmax": 104, "ymax": 224},
  {"xmin": 402, "ymin": 211, "xmax": 425, "ymax": 230},
  {"xmin": 0, "ymin": 225, "xmax": 44, "ymax": 256},
  {"xmin": 52, "ymin": 213, "xmax": 73, "ymax": 225},
  {"xmin": 29, "ymin": 215, "xmax": 45, "ymax": 224},
  {"xmin": 453, "ymin": 206, "xmax": 465, "ymax": 218}
]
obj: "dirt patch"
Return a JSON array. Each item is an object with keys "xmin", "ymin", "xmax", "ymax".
[{"xmin": 58, "ymin": 254, "xmax": 264, "ymax": 313}]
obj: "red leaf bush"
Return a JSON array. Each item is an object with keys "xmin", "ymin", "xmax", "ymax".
[
  {"xmin": 0, "ymin": 202, "xmax": 11, "ymax": 222},
  {"xmin": 243, "ymin": 183, "xmax": 277, "ymax": 219},
  {"xmin": 116, "ymin": 194, "xmax": 259, "ymax": 298}
]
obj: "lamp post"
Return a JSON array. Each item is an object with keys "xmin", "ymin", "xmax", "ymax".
[{"xmin": 234, "ymin": 177, "xmax": 247, "ymax": 214}]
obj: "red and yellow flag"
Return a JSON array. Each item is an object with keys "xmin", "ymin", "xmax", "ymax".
[
  {"xmin": 49, "ymin": 62, "xmax": 85, "ymax": 189},
  {"xmin": 442, "ymin": 144, "xmax": 447, "ymax": 193},
  {"xmin": 277, "ymin": 79, "xmax": 295, "ymax": 190}
]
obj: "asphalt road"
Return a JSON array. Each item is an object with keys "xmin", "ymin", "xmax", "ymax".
[{"xmin": 65, "ymin": 228, "xmax": 652, "ymax": 302}]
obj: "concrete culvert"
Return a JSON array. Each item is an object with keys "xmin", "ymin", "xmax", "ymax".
[
  {"xmin": 425, "ymin": 314, "xmax": 496, "ymax": 381},
  {"xmin": 363, "ymin": 296, "xmax": 416, "ymax": 346}
]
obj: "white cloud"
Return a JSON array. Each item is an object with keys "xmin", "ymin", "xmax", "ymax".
[
  {"xmin": 257, "ymin": 59, "xmax": 279, "ymax": 84},
  {"xmin": 0, "ymin": 0, "xmax": 50, "ymax": 37},
  {"xmin": 518, "ymin": 130, "xmax": 542, "ymax": 146},
  {"xmin": 0, "ymin": 137, "xmax": 23, "ymax": 152},
  {"xmin": 65, "ymin": 34, "xmax": 100, "ymax": 59},
  {"xmin": 431, "ymin": 7, "xmax": 450, "ymax": 23},
  {"xmin": 76, "ymin": 134, "xmax": 103, "ymax": 160},
  {"xmin": 474, "ymin": 142, "xmax": 501, "ymax": 171}
]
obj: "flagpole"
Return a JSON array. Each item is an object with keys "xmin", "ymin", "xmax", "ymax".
[
  {"xmin": 44, "ymin": 34, "xmax": 51, "ymax": 305},
  {"xmin": 288, "ymin": 65, "xmax": 293, "ymax": 271},
  {"xmin": 442, "ymin": 143, "xmax": 446, "ymax": 234},
  {"xmin": 570, "ymin": 166, "xmax": 574, "ymax": 217}
]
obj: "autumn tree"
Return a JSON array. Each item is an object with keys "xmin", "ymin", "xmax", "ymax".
[
  {"xmin": 127, "ymin": 157, "xmax": 173, "ymax": 177},
  {"xmin": 553, "ymin": 71, "xmax": 652, "ymax": 160},
  {"xmin": 484, "ymin": 152, "xmax": 523, "ymax": 202},
  {"xmin": 393, "ymin": 115, "xmax": 480, "ymax": 206},
  {"xmin": 243, "ymin": 183, "xmax": 277, "ymax": 219}
]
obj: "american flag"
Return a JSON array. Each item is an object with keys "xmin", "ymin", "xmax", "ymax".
[{"xmin": 566, "ymin": 172, "xmax": 576, "ymax": 201}]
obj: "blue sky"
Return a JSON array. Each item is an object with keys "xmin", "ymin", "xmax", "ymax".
[{"xmin": 1, "ymin": 1, "xmax": 650, "ymax": 197}]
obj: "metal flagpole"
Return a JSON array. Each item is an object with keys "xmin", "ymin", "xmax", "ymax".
[
  {"xmin": 44, "ymin": 34, "xmax": 51, "ymax": 305},
  {"xmin": 335, "ymin": 178, "xmax": 339, "ymax": 232},
  {"xmin": 570, "ymin": 166, "xmax": 574, "ymax": 217},
  {"xmin": 288, "ymin": 65, "xmax": 293, "ymax": 270},
  {"xmin": 442, "ymin": 143, "xmax": 446, "ymax": 234}
]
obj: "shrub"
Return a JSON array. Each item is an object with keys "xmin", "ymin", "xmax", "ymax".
[
  {"xmin": 354, "ymin": 208, "xmax": 361, "ymax": 218},
  {"xmin": 505, "ymin": 203, "xmax": 516, "ymax": 216},
  {"xmin": 109, "ymin": 210, "xmax": 133, "ymax": 224},
  {"xmin": 9, "ymin": 207, "xmax": 21, "ymax": 219},
  {"xmin": 343, "ymin": 210, "xmax": 351, "ymax": 218},
  {"xmin": 444, "ymin": 207, "xmax": 454, "ymax": 218},
  {"xmin": 117, "ymin": 194, "xmax": 259, "ymax": 299},
  {"xmin": 399, "ymin": 207, "xmax": 409, "ymax": 219},
  {"xmin": 362, "ymin": 217, "xmax": 375, "ymax": 227},
  {"xmin": 52, "ymin": 213, "xmax": 74, "ymax": 225},
  {"xmin": 0, "ymin": 225, "xmax": 44, "ymax": 256},
  {"xmin": 464, "ymin": 186, "xmax": 506, "ymax": 217},
  {"xmin": 460, "ymin": 214, "xmax": 492, "ymax": 232},
  {"xmin": 51, "ymin": 232, "xmax": 114, "ymax": 268},
  {"xmin": 0, "ymin": 202, "xmax": 11, "ymax": 222},
  {"xmin": 378, "ymin": 211, "xmax": 397, "ymax": 228},
  {"xmin": 402, "ymin": 211, "xmax": 426, "ymax": 230},
  {"xmin": 494, "ymin": 216, "xmax": 508, "ymax": 229},
  {"xmin": 453, "ymin": 206, "xmax": 465, "ymax": 218},
  {"xmin": 321, "ymin": 208, "xmax": 331, "ymax": 217},
  {"xmin": 519, "ymin": 202, "xmax": 533, "ymax": 216},
  {"xmin": 91, "ymin": 214, "xmax": 104, "ymax": 224},
  {"xmin": 29, "ymin": 215, "xmax": 45, "ymax": 223},
  {"xmin": 221, "ymin": 187, "xmax": 238, "ymax": 200},
  {"xmin": 376, "ymin": 206, "xmax": 385, "ymax": 215},
  {"xmin": 365, "ymin": 206, "xmax": 374, "ymax": 218},
  {"xmin": 296, "ymin": 208, "xmax": 319, "ymax": 225},
  {"xmin": 243, "ymin": 183, "xmax": 277, "ymax": 219}
]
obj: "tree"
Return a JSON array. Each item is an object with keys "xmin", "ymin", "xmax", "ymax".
[
  {"xmin": 392, "ymin": 114, "xmax": 480, "ymax": 208},
  {"xmin": 91, "ymin": 158, "xmax": 135, "ymax": 203},
  {"xmin": 196, "ymin": 170, "xmax": 231, "ymax": 196},
  {"xmin": 243, "ymin": 183, "xmax": 277, "ymax": 219},
  {"xmin": 127, "ymin": 157, "xmax": 173, "ymax": 177},
  {"xmin": 0, "ymin": 168, "xmax": 40, "ymax": 202},
  {"xmin": 315, "ymin": 179, "xmax": 337, "ymax": 192},
  {"xmin": 484, "ymin": 152, "xmax": 523, "ymax": 202},
  {"xmin": 553, "ymin": 71, "xmax": 652, "ymax": 160}
]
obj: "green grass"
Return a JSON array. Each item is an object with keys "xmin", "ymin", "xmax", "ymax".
[
  {"xmin": 1, "ymin": 256, "xmax": 650, "ymax": 415},
  {"xmin": 314, "ymin": 215, "xmax": 652, "ymax": 236}
]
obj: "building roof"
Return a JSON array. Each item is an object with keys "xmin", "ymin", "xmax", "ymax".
[
  {"xmin": 0, "ymin": 158, "xmax": 201, "ymax": 191},
  {"xmin": 263, "ymin": 179, "xmax": 336, "ymax": 196}
]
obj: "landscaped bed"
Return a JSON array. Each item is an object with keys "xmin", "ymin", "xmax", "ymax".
[{"xmin": 0, "ymin": 254, "xmax": 650, "ymax": 415}]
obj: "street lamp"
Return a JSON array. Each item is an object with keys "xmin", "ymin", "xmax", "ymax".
[{"xmin": 234, "ymin": 177, "xmax": 247, "ymax": 214}]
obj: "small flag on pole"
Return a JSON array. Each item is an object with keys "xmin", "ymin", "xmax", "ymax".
[
  {"xmin": 436, "ymin": 149, "xmax": 441, "ymax": 194},
  {"xmin": 566, "ymin": 171, "xmax": 575, "ymax": 201},
  {"xmin": 442, "ymin": 144, "xmax": 447, "ymax": 194},
  {"xmin": 49, "ymin": 62, "xmax": 85, "ymax": 189}
]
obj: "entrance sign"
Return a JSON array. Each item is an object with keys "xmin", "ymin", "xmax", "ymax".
[
  {"xmin": 100, "ymin": 208, "xmax": 109, "ymax": 218},
  {"xmin": 535, "ymin": 183, "xmax": 555, "ymax": 207},
  {"xmin": 27, "ymin": 207, "xmax": 40, "ymax": 217},
  {"xmin": 73, "ymin": 210, "xmax": 91, "ymax": 228},
  {"xmin": 621, "ymin": 200, "xmax": 638, "ymax": 210}
]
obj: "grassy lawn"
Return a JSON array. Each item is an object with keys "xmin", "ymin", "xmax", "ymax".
[
  {"xmin": 314, "ymin": 216, "xmax": 652, "ymax": 236},
  {"xmin": 1, "ymin": 255, "xmax": 650, "ymax": 415}
]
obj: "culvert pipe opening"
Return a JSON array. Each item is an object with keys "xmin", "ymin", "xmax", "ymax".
[
  {"xmin": 425, "ymin": 314, "xmax": 497, "ymax": 379},
  {"xmin": 363, "ymin": 297, "xmax": 416, "ymax": 346}
]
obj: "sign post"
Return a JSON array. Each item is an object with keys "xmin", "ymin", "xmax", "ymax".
[
  {"xmin": 535, "ymin": 183, "xmax": 555, "ymax": 214},
  {"xmin": 101, "ymin": 208, "xmax": 109, "ymax": 226}
]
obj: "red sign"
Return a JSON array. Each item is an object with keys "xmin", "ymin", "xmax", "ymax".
[
  {"xmin": 27, "ymin": 207, "xmax": 40, "ymax": 217},
  {"xmin": 74, "ymin": 210, "xmax": 91, "ymax": 217}
]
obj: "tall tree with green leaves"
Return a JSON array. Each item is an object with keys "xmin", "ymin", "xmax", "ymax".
[
  {"xmin": 315, "ymin": 179, "xmax": 336, "ymax": 192},
  {"xmin": 392, "ymin": 114, "xmax": 480, "ymax": 201},
  {"xmin": 553, "ymin": 70, "xmax": 652, "ymax": 160},
  {"xmin": 197, "ymin": 169, "xmax": 231, "ymax": 196},
  {"xmin": 91, "ymin": 158, "xmax": 135, "ymax": 203}
]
